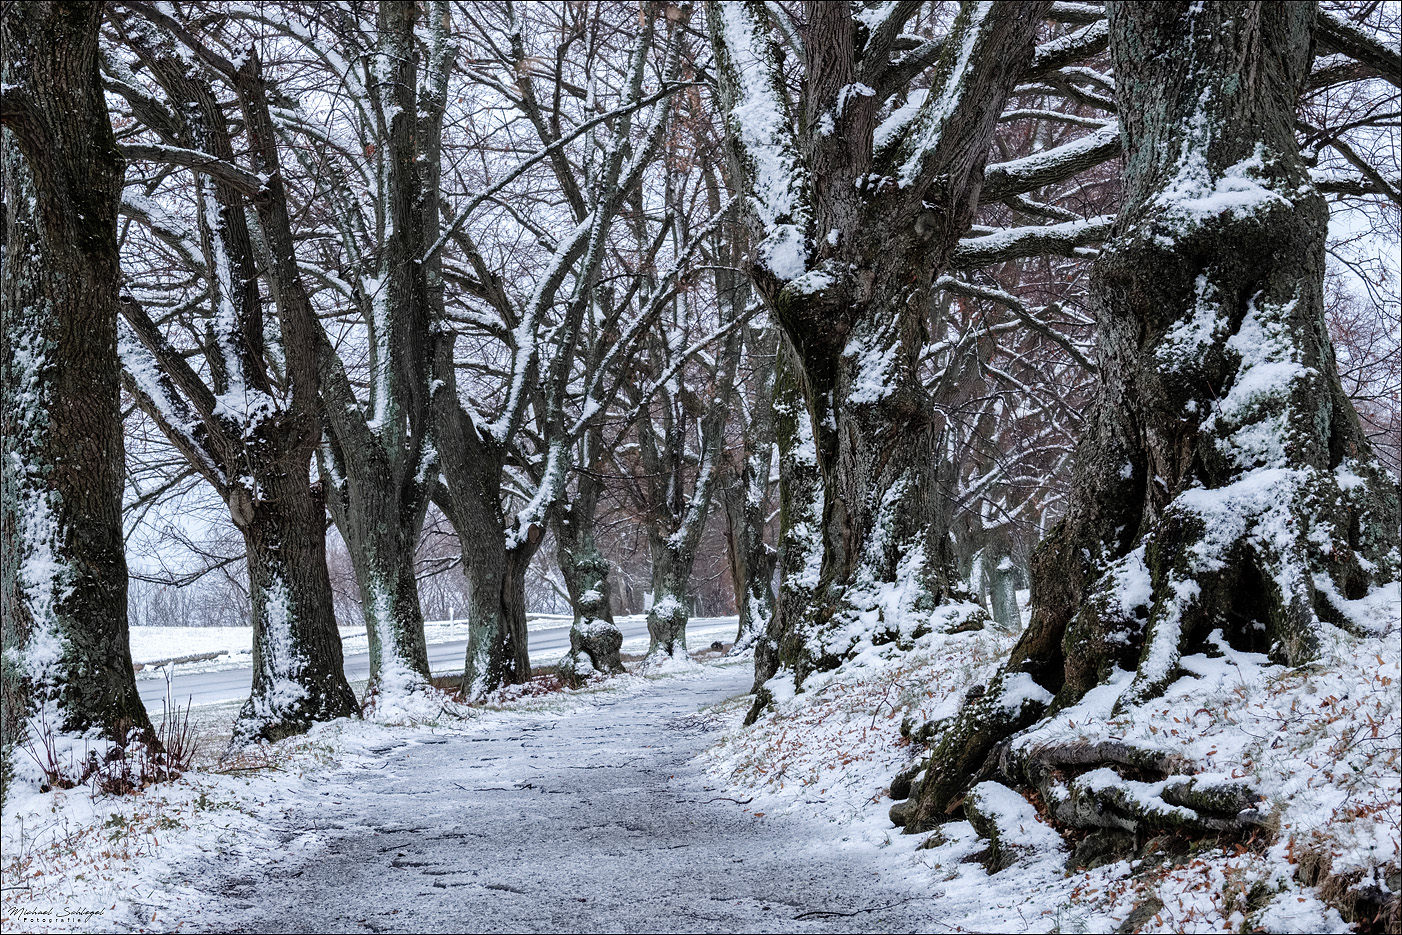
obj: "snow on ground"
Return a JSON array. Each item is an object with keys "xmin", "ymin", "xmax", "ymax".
[
  {"xmin": 7, "ymin": 598, "xmax": 1397, "ymax": 932},
  {"xmin": 2, "ymin": 660, "xmax": 948, "ymax": 933},
  {"xmin": 703, "ymin": 586, "xmax": 1401, "ymax": 933}
]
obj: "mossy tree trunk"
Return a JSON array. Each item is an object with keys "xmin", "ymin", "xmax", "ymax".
[
  {"xmin": 0, "ymin": 2, "xmax": 152, "ymax": 762},
  {"xmin": 900, "ymin": 0, "xmax": 1401, "ymax": 832},
  {"xmin": 554, "ymin": 439, "xmax": 625, "ymax": 683}
]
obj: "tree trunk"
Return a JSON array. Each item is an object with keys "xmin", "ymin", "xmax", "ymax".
[
  {"xmin": 644, "ymin": 536, "xmax": 693, "ymax": 662},
  {"xmin": 747, "ymin": 337, "xmax": 824, "ymax": 719},
  {"xmin": 232, "ymin": 461, "xmax": 359, "ymax": 744},
  {"xmin": 899, "ymin": 0, "xmax": 1400, "ymax": 833},
  {"xmin": 726, "ymin": 324, "xmax": 778, "ymax": 654},
  {"xmin": 316, "ymin": 1, "xmax": 438, "ymax": 696},
  {"xmin": 554, "ymin": 462, "xmax": 624, "ymax": 683},
  {"xmin": 322, "ymin": 455, "xmax": 432, "ymax": 695},
  {"xmin": 456, "ymin": 507, "xmax": 534, "ymax": 699},
  {"xmin": 0, "ymin": 3, "xmax": 152, "ymax": 769},
  {"xmin": 710, "ymin": 1, "xmax": 1049, "ymax": 674},
  {"xmin": 109, "ymin": 28, "xmax": 362, "ymax": 744},
  {"xmin": 986, "ymin": 553, "xmax": 1021, "ymax": 633}
]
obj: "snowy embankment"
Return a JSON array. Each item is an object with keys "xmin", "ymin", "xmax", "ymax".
[{"xmin": 703, "ymin": 585, "xmax": 1401, "ymax": 933}]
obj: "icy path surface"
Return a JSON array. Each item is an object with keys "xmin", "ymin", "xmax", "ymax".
[{"xmin": 182, "ymin": 664, "xmax": 940, "ymax": 933}]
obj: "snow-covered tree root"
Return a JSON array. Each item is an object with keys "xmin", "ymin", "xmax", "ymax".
[{"xmin": 892, "ymin": 1, "xmax": 1400, "ymax": 872}]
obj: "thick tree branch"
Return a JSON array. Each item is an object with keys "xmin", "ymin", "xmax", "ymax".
[
  {"xmin": 952, "ymin": 215, "xmax": 1114, "ymax": 266},
  {"xmin": 1316, "ymin": 10, "xmax": 1402, "ymax": 89}
]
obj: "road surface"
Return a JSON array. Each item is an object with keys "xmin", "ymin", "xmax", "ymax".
[{"xmin": 158, "ymin": 663, "xmax": 940, "ymax": 933}]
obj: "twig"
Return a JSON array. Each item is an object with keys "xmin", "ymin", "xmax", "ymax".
[{"xmin": 794, "ymin": 895, "xmax": 935, "ymax": 920}]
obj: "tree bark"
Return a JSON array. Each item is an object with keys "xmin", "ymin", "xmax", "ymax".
[
  {"xmin": 900, "ymin": 0, "xmax": 1401, "ymax": 833},
  {"xmin": 724, "ymin": 323, "xmax": 778, "ymax": 654},
  {"xmin": 746, "ymin": 337, "xmax": 824, "ymax": 721},
  {"xmin": 554, "ymin": 445, "xmax": 625, "ymax": 683},
  {"xmin": 317, "ymin": 0, "xmax": 440, "ymax": 696},
  {"xmin": 709, "ymin": 1, "xmax": 1049, "ymax": 679},
  {"xmin": 431, "ymin": 385, "xmax": 538, "ymax": 698},
  {"xmin": 232, "ymin": 461, "xmax": 359, "ymax": 744},
  {"xmin": 109, "ymin": 19, "xmax": 360, "ymax": 742},
  {"xmin": 1, "ymin": 3, "xmax": 152, "ymax": 766}
]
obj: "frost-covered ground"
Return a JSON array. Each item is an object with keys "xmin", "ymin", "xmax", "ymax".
[
  {"xmin": 6, "ymin": 592, "xmax": 1396, "ymax": 933},
  {"xmin": 705, "ymin": 585, "xmax": 1401, "ymax": 933}
]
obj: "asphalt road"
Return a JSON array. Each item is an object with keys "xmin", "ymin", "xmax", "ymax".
[{"xmin": 137, "ymin": 617, "xmax": 738, "ymax": 712}]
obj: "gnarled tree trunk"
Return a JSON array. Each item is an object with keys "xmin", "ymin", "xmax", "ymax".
[
  {"xmin": 109, "ymin": 21, "xmax": 360, "ymax": 744},
  {"xmin": 710, "ymin": 1, "xmax": 1050, "ymax": 689},
  {"xmin": 898, "ymin": 0, "xmax": 1400, "ymax": 833},
  {"xmin": 555, "ymin": 451, "xmax": 624, "ymax": 683},
  {"xmin": 431, "ymin": 393, "xmax": 537, "ymax": 698}
]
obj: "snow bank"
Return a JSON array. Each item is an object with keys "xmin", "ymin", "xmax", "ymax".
[{"xmin": 702, "ymin": 584, "xmax": 1400, "ymax": 933}]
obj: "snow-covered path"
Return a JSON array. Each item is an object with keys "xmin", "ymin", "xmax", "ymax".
[{"xmin": 177, "ymin": 663, "xmax": 941, "ymax": 933}]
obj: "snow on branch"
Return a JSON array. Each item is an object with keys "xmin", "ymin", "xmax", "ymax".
[
  {"xmin": 953, "ymin": 215, "xmax": 1114, "ymax": 266},
  {"xmin": 894, "ymin": 1, "xmax": 997, "ymax": 188},
  {"xmin": 1311, "ymin": 168, "xmax": 1402, "ymax": 199},
  {"xmin": 1316, "ymin": 10, "xmax": 1402, "ymax": 89},
  {"xmin": 117, "ymin": 317, "xmax": 226, "ymax": 492},
  {"xmin": 619, "ymin": 311, "xmax": 753, "ymax": 433},
  {"xmin": 424, "ymin": 82, "xmax": 684, "ymax": 265},
  {"xmin": 980, "ymin": 122, "xmax": 1120, "ymax": 203},
  {"xmin": 1026, "ymin": 18, "xmax": 1109, "ymax": 79},
  {"xmin": 120, "ymin": 192, "xmax": 206, "ymax": 272},
  {"xmin": 570, "ymin": 245, "xmax": 714, "ymax": 437},
  {"xmin": 708, "ymin": 0, "xmax": 810, "ymax": 280},
  {"xmin": 120, "ymin": 142, "xmax": 264, "ymax": 195},
  {"xmin": 1047, "ymin": 2, "xmax": 1104, "ymax": 25}
]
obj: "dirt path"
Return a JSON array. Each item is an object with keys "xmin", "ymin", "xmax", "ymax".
[{"xmin": 175, "ymin": 664, "xmax": 942, "ymax": 933}]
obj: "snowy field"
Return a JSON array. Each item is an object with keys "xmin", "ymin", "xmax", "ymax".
[{"xmin": 129, "ymin": 615, "xmax": 742, "ymax": 681}]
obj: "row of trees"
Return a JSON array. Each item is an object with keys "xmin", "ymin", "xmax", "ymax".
[{"xmin": 3, "ymin": 1, "xmax": 1398, "ymax": 839}]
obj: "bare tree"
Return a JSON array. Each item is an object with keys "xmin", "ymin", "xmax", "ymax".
[
  {"xmin": 107, "ymin": 3, "xmax": 358, "ymax": 742},
  {"xmin": 708, "ymin": 1, "xmax": 1126, "ymax": 693}
]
